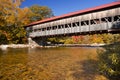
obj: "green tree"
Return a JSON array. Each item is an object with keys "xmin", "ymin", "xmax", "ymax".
[{"xmin": 29, "ymin": 5, "xmax": 54, "ymax": 22}]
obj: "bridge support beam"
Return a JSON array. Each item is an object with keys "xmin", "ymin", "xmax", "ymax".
[{"xmin": 28, "ymin": 37, "xmax": 47, "ymax": 47}]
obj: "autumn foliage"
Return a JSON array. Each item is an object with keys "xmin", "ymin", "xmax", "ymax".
[
  {"xmin": 98, "ymin": 43, "xmax": 120, "ymax": 80},
  {"xmin": 0, "ymin": 0, "xmax": 53, "ymax": 44},
  {"xmin": 48, "ymin": 34, "xmax": 120, "ymax": 44}
]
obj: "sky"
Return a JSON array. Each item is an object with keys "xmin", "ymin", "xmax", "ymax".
[{"xmin": 21, "ymin": 0, "xmax": 116, "ymax": 16}]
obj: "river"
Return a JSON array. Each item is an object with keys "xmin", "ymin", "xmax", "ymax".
[{"xmin": 0, "ymin": 47, "xmax": 107, "ymax": 80}]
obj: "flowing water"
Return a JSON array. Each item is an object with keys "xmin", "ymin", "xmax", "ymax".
[{"xmin": 0, "ymin": 47, "xmax": 107, "ymax": 80}]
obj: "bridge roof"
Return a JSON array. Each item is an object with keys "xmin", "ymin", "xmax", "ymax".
[{"xmin": 27, "ymin": 1, "xmax": 120, "ymax": 27}]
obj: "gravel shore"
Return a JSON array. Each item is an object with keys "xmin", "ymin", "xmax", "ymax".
[{"xmin": 0, "ymin": 43, "xmax": 105, "ymax": 50}]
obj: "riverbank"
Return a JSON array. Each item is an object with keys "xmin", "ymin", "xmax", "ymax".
[
  {"xmin": 0, "ymin": 43, "xmax": 106, "ymax": 50},
  {"xmin": 0, "ymin": 44, "xmax": 40, "ymax": 50},
  {"xmin": 55, "ymin": 43, "xmax": 105, "ymax": 47}
]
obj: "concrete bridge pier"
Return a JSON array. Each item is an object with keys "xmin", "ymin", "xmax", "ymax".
[{"xmin": 28, "ymin": 37, "xmax": 47, "ymax": 47}]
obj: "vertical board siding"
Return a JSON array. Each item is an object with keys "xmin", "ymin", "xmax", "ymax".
[{"xmin": 29, "ymin": 7, "xmax": 120, "ymax": 37}]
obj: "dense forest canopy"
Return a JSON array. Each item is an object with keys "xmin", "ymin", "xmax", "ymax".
[{"xmin": 0, "ymin": 0, "xmax": 54, "ymax": 44}]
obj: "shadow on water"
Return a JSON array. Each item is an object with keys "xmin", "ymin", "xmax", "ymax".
[{"xmin": 71, "ymin": 59, "xmax": 99, "ymax": 80}]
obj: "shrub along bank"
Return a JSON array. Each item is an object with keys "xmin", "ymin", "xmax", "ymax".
[{"xmin": 47, "ymin": 33, "xmax": 120, "ymax": 45}]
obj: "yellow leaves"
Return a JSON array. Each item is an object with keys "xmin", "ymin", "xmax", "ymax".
[
  {"xmin": 98, "ymin": 44, "xmax": 120, "ymax": 79},
  {"xmin": 17, "ymin": 7, "xmax": 31, "ymax": 25},
  {"xmin": 109, "ymin": 53, "xmax": 119, "ymax": 65},
  {"xmin": 7, "ymin": 15, "xmax": 16, "ymax": 25},
  {"xmin": 0, "ymin": 0, "xmax": 28, "ymax": 44},
  {"xmin": 93, "ymin": 35, "xmax": 104, "ymax": 43},
  {"xmin": 0, "ymin": 0, "xmax": 29, "ymax": 26},
  {"xmin": 64, "ymin": 38, "xmax": 74, "ymax": 44}
]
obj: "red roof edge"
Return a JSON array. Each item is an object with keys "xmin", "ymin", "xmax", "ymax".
[{"xmin": 26, "ymin": 1, "xmax": 120, "ymax": 27}]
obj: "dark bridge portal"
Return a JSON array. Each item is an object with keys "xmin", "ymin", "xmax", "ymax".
[{"xmin": 25, "ymin": 2, "xmax": 120, "ymax": 45}]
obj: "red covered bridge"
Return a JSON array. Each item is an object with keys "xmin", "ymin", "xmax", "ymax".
[{"xmin": 25, "ymin": 2, "xmax": 120, "ymax": 38}]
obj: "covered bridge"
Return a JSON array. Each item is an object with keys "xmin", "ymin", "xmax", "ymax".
[{"xmin": 25, "ymin": 2, "xmax": 120, "ymax": 38}]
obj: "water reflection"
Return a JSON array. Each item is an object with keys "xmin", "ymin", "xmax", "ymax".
[{"xmin": 0, "ymin": 47, "xmax": 107, "ymax": 80}]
